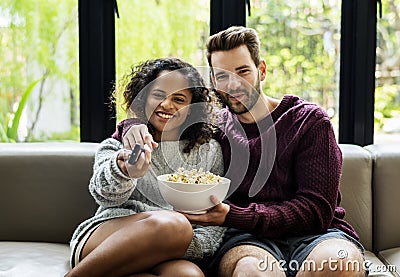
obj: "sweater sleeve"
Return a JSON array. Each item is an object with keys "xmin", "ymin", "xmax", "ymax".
[
  {"xmin": 112, "ymin": 118, "xmax": 145, "ymax": 141},
  {"xmin": 183, "ymin": 226, "xmax": 227, "ymax": 261},
  {"xmin": 223, "ymin": 116, "xmax": 342, "ymax": 238},
  {"xmin": 89, "ymin": 138, "xmax": 138, "ymax": 207}
]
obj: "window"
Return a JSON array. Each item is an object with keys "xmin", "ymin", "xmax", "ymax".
[
  {"xmin": 0, "ymin": 1, "xmax": 79, "ymax": 142},
  {"xmin": 248, "ymin": 0, "xmax": 341, "ymax": 135},
  {"xmin": 4, "ymin": 1, "xmax": 385, "ymax": 145},
  {"xmin": 114, "ymin": 0, "xmax": 210, "ymax": 121},
  {"xmin": 374, "ymin": 0, "xmax": 400, "ymax": 144}
]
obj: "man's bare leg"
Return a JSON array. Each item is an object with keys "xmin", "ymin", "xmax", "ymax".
[
  {"xmin": 296, "ymin": 238, "xmax": 365, "ymax": 277},
  {"xmin": 218, "ymin": 245, "xmax": 286, "ymax": 277}
]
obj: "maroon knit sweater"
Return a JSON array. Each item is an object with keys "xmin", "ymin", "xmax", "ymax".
[{"xmin": 112, "ymin": 95, "xmax": 358, "ymax": 240}]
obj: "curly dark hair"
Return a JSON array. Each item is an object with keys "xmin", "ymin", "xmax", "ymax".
[{"xmin": 113, "ymin": 57, "xmax": 215, "ymax": 153}]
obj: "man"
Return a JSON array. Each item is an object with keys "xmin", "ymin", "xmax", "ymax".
[{"xmin": 115, "ymin": 26, "xmax": 366, "ymax": 277}]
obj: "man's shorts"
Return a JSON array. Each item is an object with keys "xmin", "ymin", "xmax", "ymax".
[{"xmin": 200, "ymin": 228, "xmax": 365, "ymax": 277}]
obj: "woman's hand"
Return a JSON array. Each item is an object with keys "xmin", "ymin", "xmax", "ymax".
[
  {"xmin": 123, "ymin": 124, "xmax": 158, "ymax": 151},
  {"xmin": 181, "ymin": 196, "xmax": 230, "ymax": 226},
  {"xmin": 117, "ymin": 144, "xmax": 152, "ymax": 178}
]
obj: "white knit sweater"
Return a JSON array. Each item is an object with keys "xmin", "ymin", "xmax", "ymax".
[{"xmin": 70, "ymin": 138, "xmax": 226, "ymax": 264}]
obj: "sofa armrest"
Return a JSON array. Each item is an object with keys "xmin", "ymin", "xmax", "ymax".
[
  {"xmin": 365, "ymin": 144, "xmax": 400, "ymax": 253},
  {"xmin": 0, "ymin": 142, "xmax": 98, "ymax": 244},
  {"xmin": 339, "ymin": 144, "xmax": 373, "ymax": 251}
]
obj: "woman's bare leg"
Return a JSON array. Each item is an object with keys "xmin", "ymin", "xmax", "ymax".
[
  {"xmin": 131, "ymin": 259, "xmax": 205, "ymax": 277},
  {"xmin": 65, "ymin": 210, "xmax": 193, "ymax": 277}
]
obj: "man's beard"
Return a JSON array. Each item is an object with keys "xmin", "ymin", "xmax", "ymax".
[{"xmin": 220, "ymin": 76, "xmax": 262, "ymax": 115}]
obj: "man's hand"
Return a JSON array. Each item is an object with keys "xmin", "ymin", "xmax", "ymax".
[
  {"xmin": 123, "ymin": 124, "xmax": 158, "ymax": 151},
  {"xmin": 182, "ymin": 196, "xmax": 230, "ymax": 226}
]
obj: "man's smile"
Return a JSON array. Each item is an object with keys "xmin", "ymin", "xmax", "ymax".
[{"xmin": 229, "ymin": 93, "xmax": 246, "ymax": 102}]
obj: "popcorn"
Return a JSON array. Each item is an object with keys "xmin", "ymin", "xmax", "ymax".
[{"xmin": 166, "ymin": 168, "xmax": 222, "ymax": 185}]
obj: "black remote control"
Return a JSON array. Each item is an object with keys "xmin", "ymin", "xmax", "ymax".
[{"xmin": 128, "ymin": 143, "xmax": 145, "ymax": 165}]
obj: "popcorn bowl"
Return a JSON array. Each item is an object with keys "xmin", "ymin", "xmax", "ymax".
[{"xmin": 157, "ymin": 174, "xmax": 231, "ymax": 214}]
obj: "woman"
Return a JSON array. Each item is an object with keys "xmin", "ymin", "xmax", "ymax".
[{"xmin": 66, "ymin": 58, "xmax": 225, "ymax": 277}]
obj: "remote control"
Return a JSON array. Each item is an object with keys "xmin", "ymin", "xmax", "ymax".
[{"xmin": 128, "ymin": 143, "xmax": 145, "ymax": 165}]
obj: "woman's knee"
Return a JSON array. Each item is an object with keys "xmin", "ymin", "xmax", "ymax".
[
  {"xmin": 153, "ymin": 260, "xmax": 205, "ymax": 277},
  {"xmin": 144, "ymin": 211, "xmax": 193, "ymax": 252}
]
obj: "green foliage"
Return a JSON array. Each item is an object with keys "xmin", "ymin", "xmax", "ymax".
[
  {"xmin": 248, "ymin": 0, "xmax": 400, "ymax": 132},
  {"xmin": 374, "ymin": 85, "xmax": 400, "ymax": 130},
  {"xmin": 115, "ymin": 0, "xmax": 209, "ymax": 121},
  {"xmin": 4, "ymin": 77, "xmax": 43, "ymax": 142},
  {"xmin": 248, "ymin": 1, "xmax": 340, "ymax": 110},
  {"xmin": 374, "ymin": 0, "xmax": 400, "ymax": 131},
  {"xmin": 116, "ymin": 0, "xmax": 209, "ymax": 71},
  {"xmin": 0, "ymin": 0, "xmax": 79, "ymax": 141},
  {"xmin": 29, "ymin": 125, "xmax": 80, "ymax": 142},
  {"xmin": 0, "ymin": 122, "xmax": 10, "ymax": 142},
  {"xmin": 1, "ymin": 0, "xmax": 399, "ymax": 142}
]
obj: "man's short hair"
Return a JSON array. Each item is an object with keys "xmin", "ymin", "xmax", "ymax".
[{"xmin": 206, "ymin": 26, "xmax": 261, "ymax": 67}]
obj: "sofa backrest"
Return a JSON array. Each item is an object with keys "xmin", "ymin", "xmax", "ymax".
[
  {"xmin": 1, "ymin": 142, "xmax": 397, "ymax": 253},
  {"xmin": 339, "ymin": 144, "xmax": 373, "ymax": 250},
  {"xmin": 365, "ymin": 144, "xmax": 400, "ymax": 252},
  {"xmin": 0, "ymin": 142, "xmax": 98, "ymax": 244}
]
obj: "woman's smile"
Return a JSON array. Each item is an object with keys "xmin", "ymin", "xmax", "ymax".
[{"xmin": 155, "ymin": 111, "xmax": 175, "ymax": 120}]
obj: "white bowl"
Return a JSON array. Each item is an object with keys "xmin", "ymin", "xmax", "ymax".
[{"xmin": 157, "ymin": 174, "xmax": 230, "ymax": 214}]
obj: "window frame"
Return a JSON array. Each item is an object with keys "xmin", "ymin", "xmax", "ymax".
[
  {"xmin": 78, "ymin": 0, "xmax": 379, "ymax": 146},
  {"xmin": 79, "ymin": 0, "xmax": 117, "ymax": 142},
  {"xmin": 339, "ymin": 0, "xmax": 378, "ymax": 146}
]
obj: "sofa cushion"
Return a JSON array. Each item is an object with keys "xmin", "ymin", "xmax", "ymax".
[
  {"xmin": 378, "ymin": 248, "xmax": 400, "ymax": 277},
  {"xmin": 339, "ymin": 144, "xmax": 373, "ymax": 251},
  {"xmin": 364, "ymin": 144, "xmax": 400, "ymax": 253},
  {"xmin": 0, "ymin": 241, "xmax": 70, "ymax": 276},
  {"xmin": 365, "ymin": 250, "xmax": 397, "ymax": 276},
  {"xmin": 0, "ymin": 142, "xmax": 98, "ymax": 244}
]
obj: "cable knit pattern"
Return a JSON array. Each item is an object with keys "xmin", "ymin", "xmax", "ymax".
[
  {"xmin": 217, "ymin": 95, "xmax": 358, "ymax": 239},
  {"xmin": 70, "ymin": 138, "xmax": 226, "ymax": 263}
]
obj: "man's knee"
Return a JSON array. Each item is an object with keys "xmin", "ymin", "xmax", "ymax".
[
  {"xmin": 218, "ymin": 245, "xmax": 285, "ymax": 277},
  {"xmin": 297, "ymin": 238, "xmax": 365, "ymax": 277}
]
